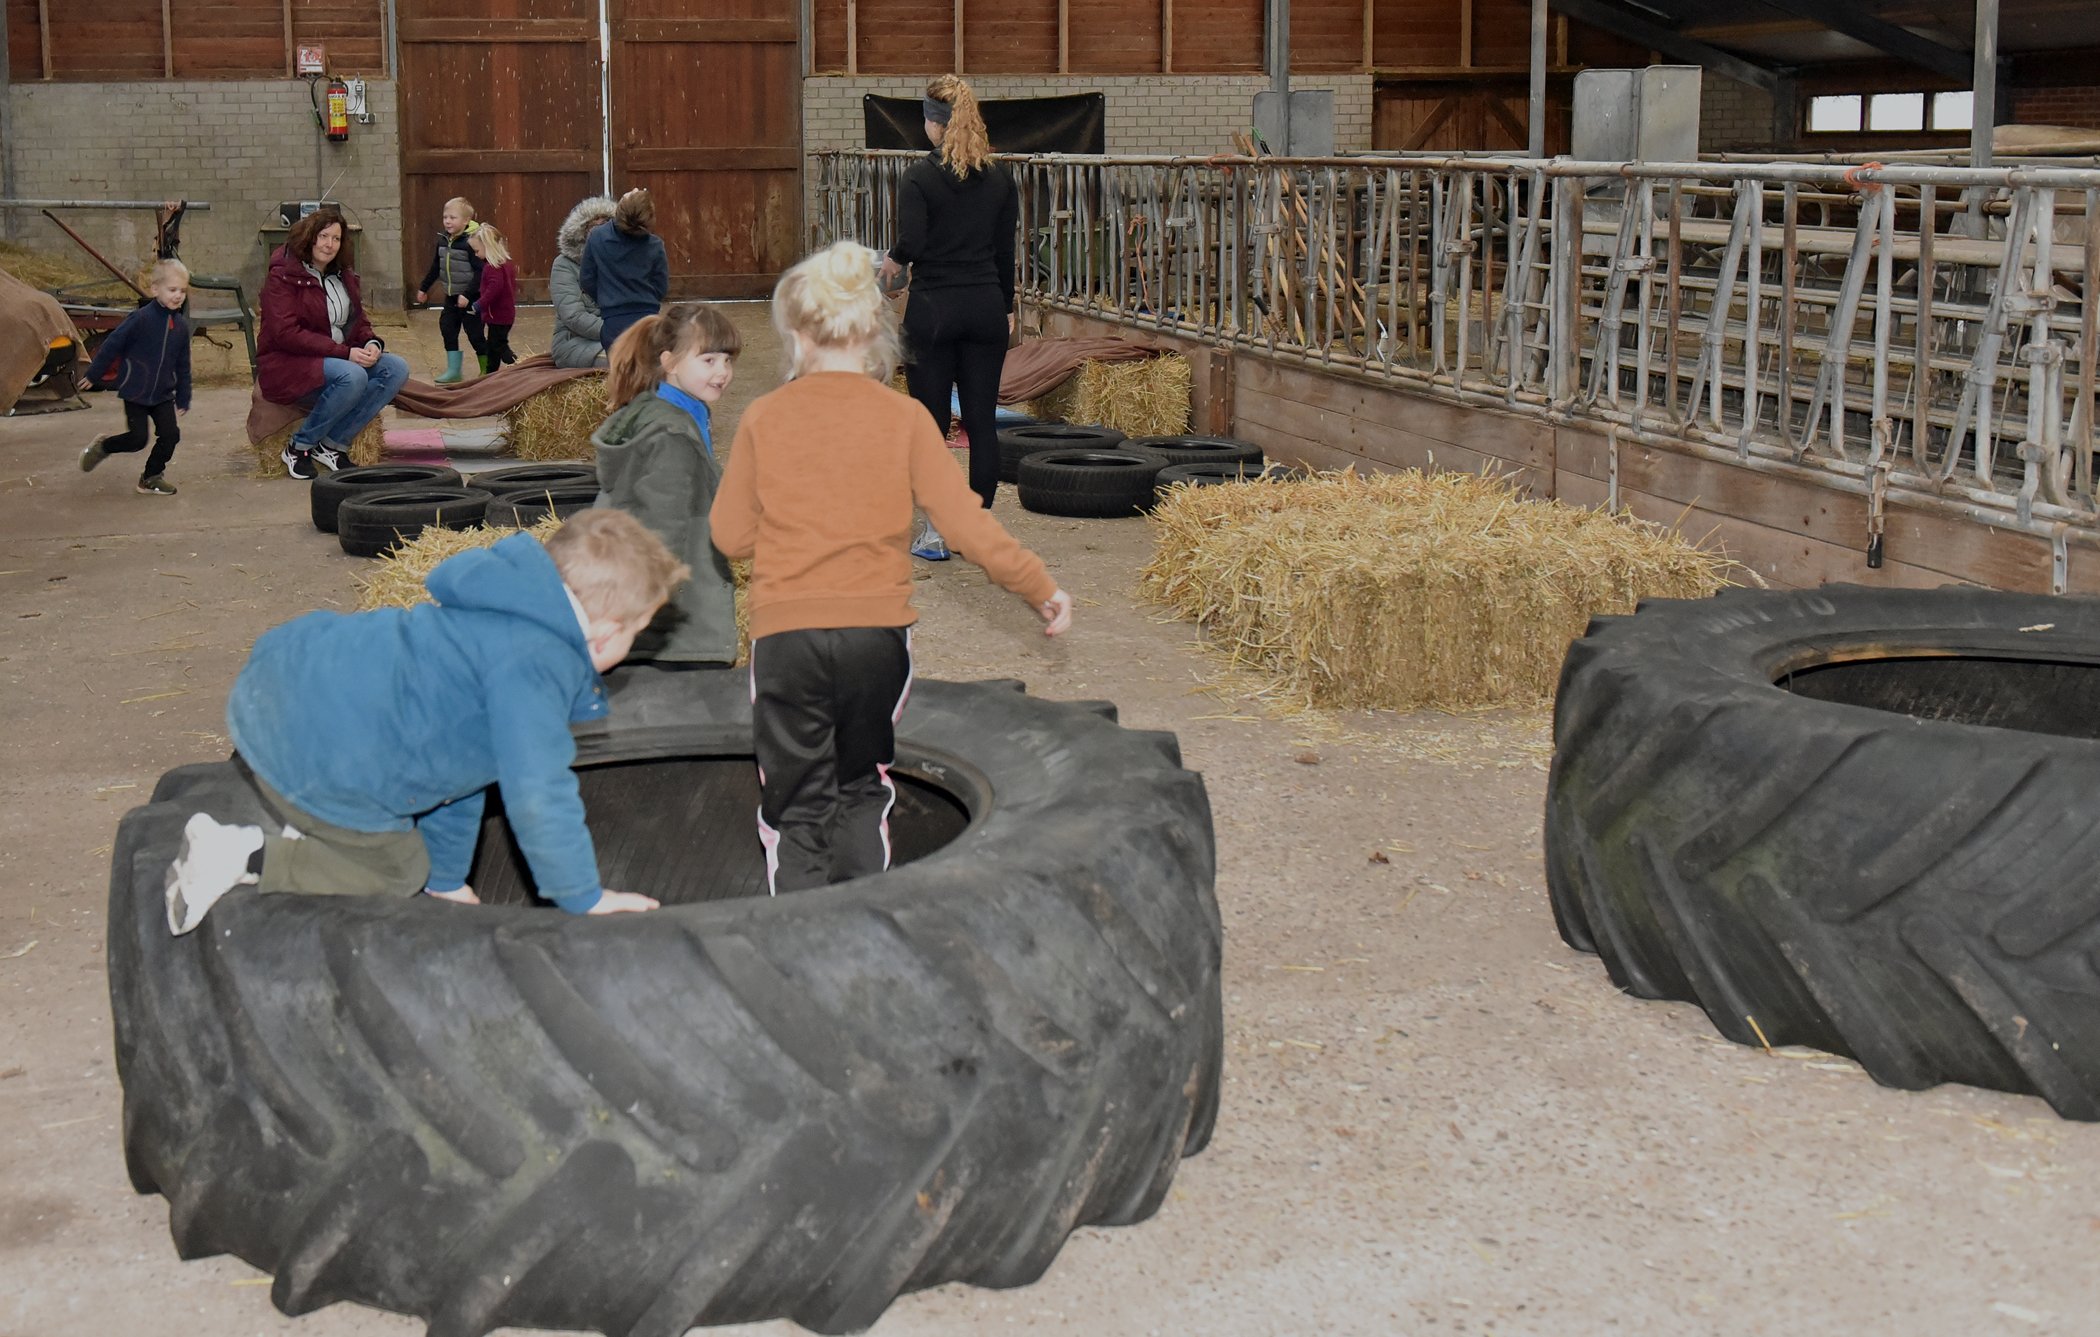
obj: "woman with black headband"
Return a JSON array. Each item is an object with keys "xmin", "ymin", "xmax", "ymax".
[{"xmin": 879, "ymin": 74, "xmax": 1018, "ymax": 557}]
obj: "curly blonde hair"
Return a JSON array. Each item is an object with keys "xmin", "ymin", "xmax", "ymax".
[
  {"xmin": 771, "ymin": 241, "xmax": 903, "ymax": 382},
  {"xmin": 927, "ymin": 74, "xmax": 993, "ymax": 177}
]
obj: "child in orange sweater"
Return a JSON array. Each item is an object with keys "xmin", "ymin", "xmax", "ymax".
[{"xmin": 711, "ymin": 242, "xmax": 1071, "ymax": 893}]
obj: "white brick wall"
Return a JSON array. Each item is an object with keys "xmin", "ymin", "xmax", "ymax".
[
  {"xmin": 6, "ymin": 80, "xmax": 405, "ymax": 303},
  {"xmin": 1700, "ymin": 78, "xmax": 1775, "ymax": 153},
  {"xmin": 805, "ymin": 73, "xmax": 1372, "ymax": 236}
]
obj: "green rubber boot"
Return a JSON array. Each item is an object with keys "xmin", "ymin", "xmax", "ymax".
[
  {"xmin": 478, "ymin": 355, "xmax": 494, "ymax": 376},
  {"xmin": 436, "ymin": 350, "xmax": 464, "ymax": 385}
]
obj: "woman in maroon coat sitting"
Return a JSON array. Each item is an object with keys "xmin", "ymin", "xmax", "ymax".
[{"xmin": 257, "ymin": 208, "xmax": 409, "ymax": 480}]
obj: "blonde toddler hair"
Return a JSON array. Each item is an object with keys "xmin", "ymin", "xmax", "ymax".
[
  {"xmin": 927, "ymin": 74, "xmax": 993, "ymax": 177},
  {"xmin": 543, "ymin": 508, "xmax": 691, "ymax": 626},
  {"xmin": 470, "ymin": 224, "xmax": 511, "ymax": 267},
  {"xmin": 445, "ymin": 196, "xmax": 477, "ymax": 222},
  {"xmin": 771, "ymin": 241, "xmax": 903, "ymax": 383},
  {"xmin": 148, "ymin": 258, "xmax": 189, "ymax": 288}
]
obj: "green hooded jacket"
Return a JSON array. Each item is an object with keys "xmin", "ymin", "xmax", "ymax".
[{"xmin": 590, "ymin": 388, "xmax": 738, "ymax": 663}]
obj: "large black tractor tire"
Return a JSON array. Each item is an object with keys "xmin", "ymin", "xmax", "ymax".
[
  {"xmin": 109, "ymin": 674, "xmax": 1221, "ymax": 1335},
  {"xmin": 995, "ymin": 424, "xmax": 1127, "ymax": 484},
  {"xmin": 1152, "ymin": 461, "xmax": 1294, "ymax": 498},
  {"xmin": 485, "ymin": 485, "xmax": 601, "ymax": 528},
  {"xmin": 336, "ymin": 487, "xmax": 493, "ymax": 559},
  {"xmin": 1120, "ymin": 435, "xmax": 1264, "ymax": 471},
  {"xmin": 311, "ymin": 466, "xmax": 463, "ymax": 534},
  {"xmin": 1016, "ymin": 449, "xmax": 1168, "ymax": 519},
  {"xmin": 1546, "ymin": 584, "xmax": 2100, "ymax": 1120}
]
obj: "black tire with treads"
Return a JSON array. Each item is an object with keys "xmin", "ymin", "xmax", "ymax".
[
  {"xmin": 310, "ymin": 465, "xmax": 463, "ymax": 534},
  {"xmin": 470, "ymin": 463, "xmax": 599, "ymax": 493},
  {"xmin": 109, "ymin": 673, "xmax": 1220, "ymax": 1334},
  {"xmin": 995, "ymin": 424, "xmax": 1126, "ymax": 484},
  {"xmin": 484, "ymin": 485, "xmax": 600, "ymax": 528},
  {"xmin": 1546, "ymin": 584, "xmax": 2100, "ymax": 1120},
  {"xmin": 1016, "ymin": 449, "xmax": 1168, "ymax": 518},
  {"xmin": 336, "ymin": 487, "xmax": 493, "ymax": 559},
  {"xmin": 1119, "ymin": 435, "xmax": 1263, "ymax": 471}
]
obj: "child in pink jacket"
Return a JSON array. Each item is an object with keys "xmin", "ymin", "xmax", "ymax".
[{"xmin": 471, "ymin": 225, "xmax": 519, "ymax": 371}]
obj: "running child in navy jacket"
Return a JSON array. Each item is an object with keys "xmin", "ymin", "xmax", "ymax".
[
  {"xmin": 161, "ymin": 508, "xmax": 690, "ymax": 934},
  {"xmin": 79, "ymin": 258, "xmax": 193, "ymax": 496},
  {"xmin": 470, "ymin": 224, "xmax": 519, "ymax": 370}
]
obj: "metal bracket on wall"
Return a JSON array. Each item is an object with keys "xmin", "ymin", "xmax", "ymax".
[{"xmin": 2054, "ymin": 522, "xmax": 2069, "ymax": 595}]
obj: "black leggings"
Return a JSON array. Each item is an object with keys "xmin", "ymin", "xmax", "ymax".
[
  {"xmin": 105, "ymin": 399, "xmax": 179, "ymax": 478},
  {"xmin": 439, "ymin": 302, "xmax": 486, "ymax": 355},
  {"xmin": 904, "ymin": 284, "xmax": 1008, "ymax": 508},
  {"xmin": 485, "ymin": 323, "xmax": 515, "ymax": 366}
]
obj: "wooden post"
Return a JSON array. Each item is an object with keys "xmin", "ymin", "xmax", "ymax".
[
  {"xmin": 1554, "ymin": 14, "xmax": 1566, "ymax": 65},
  {"xmin": 161, "ymin": 0, "xmax": 173, "ymax": 77},
  {"xmin": 1459, "ymin": 0, "xmax": 1472, "ymax": 68},
  {"xmin": 38, "ymin": 0, "xmax": 52, "ymax": 79},
  {"xmin": 1361, "ymin": 0, "xmax": 1372, "ymax": 72},
  {"xmin": 846, "ymin": 0, "xmax": 857, "ymax": 74},
  {"xmin": 954, "ymin": 0, "xmax": 963, "ymax": 73},
  {"xmin": 1057, "ymin": 0, "xmax": 1068, "ymax": 73},
  {"xmin": 282, "ymin": 0, "xmax": 295, "ymax": 77},
  {"xmin": 1162, "ymin": 0, "xmax": 1172, "ymax": 73}
]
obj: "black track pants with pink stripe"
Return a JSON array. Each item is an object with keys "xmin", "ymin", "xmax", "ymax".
[{"xmin": 750, "ymin": 626, "xmax": 914, "ymax": 894}]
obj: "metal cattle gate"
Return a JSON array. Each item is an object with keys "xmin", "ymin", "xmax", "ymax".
[{"xmin": 815, "ymin": 149, "xmax": 2100, "ymax": 580}]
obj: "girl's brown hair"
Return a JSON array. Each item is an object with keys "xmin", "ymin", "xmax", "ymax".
[
  {"xmin": 286, "ymin": 208, "xmax": 354, "ymax": 274},
  {"xmin": 613, "ymin": 189, "xmax": 655, "ymax": 237},
  {"xmin": 605, "ymin": 302, "xmax": 743, "ymax": 409},
  {"xmin": 927, "ymin": 74, "xmax": 992, "ymax": 177}
]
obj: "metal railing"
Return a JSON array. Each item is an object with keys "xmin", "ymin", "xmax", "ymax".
[{"xmin": 814, "ymin": 149, "xmax": 2100, "ymax": 560}]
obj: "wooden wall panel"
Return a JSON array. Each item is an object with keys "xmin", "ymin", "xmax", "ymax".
[
  {"xmin": 812, "ymin": 0, "xmax": 848, "ymax": 72},
  {"xmin": 852, "ymin": 0, "xmax": 954, "ymax": 74},
  {"xmin": 1375, "ymin": 80, "xmax": 1532, "ymax": 151},
  {"xmin": 7, "ymin": 0, "xmax": 40, "ymax": 80},
  {"xmin": 1172, "ymin": 0, "xmax": 1262, "ymax": 74},
  {"xmin": 13, "ymin": 0, "xmax": 382, "ymax": 80},
  {"xmin": 963, "ymin": 0, "xmax": 1057, "ymax": 74},
  {"xmin": 1066, "ymin": 0, "xmax": 1162, "ymax": 74},
  {"xmin": 292, "ymin": 0, "xmax": 387, "ymax": 74},
  {"xmin": 171, "ymin": 0, "xmax": 286, "ymax": 78},
  {"xmin": 1469, "ymin": 0, "xmax": 1535, "ymax": 68},
  {"xmin": 48, "ymin": 0, "xmax": 163, "ymax": 78},
  {"xmin": 1372, "ymin": 0, "xmax": 1461, "ymax": 70},
  {"xmin": 1290, "ymin": 0, "xmax": 1363, "ymax": 73}
]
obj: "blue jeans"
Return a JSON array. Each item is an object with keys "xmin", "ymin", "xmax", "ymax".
[{"xmin": 293, "ymin": 353, "xmax": 410, "ymax": 450}]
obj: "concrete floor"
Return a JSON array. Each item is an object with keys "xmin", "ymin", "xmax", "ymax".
[{"xmin": 2, "ymin": 308, "xmax": 2097, "ymax": 1336}]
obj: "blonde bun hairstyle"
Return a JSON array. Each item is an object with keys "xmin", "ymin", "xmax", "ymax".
[{"xmin": 771, "ymin": 241, "xmax": 903, "ymax": 382}]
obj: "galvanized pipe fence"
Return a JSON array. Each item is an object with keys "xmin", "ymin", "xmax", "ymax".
[{"xmin": 813, "ymin": 149, "xmax": 2100, "ymax": 565}]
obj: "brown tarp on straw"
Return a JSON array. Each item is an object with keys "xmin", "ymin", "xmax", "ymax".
[
  {"xmin": 997, "ymin": 335, "xmax": 1166, "ymax": 404},
  {"xmin": 0, "ymin": 267, "xmax": 84, "ymax": 416},
  {"xmin": 246, "ymin": 354, "xmax": 603, "ymax": 444}
]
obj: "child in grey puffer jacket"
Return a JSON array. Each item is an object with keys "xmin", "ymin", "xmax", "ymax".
[{"xmin": 550, "ymin": 196, "xmax": 616, "ymax": 368}]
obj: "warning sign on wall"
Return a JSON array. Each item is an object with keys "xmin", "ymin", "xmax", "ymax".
[{"xmin": 296, "ymin": 45, "xmax": 327, "ymax": 75}]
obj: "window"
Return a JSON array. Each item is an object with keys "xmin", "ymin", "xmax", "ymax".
[{"xmin": 1809, "ymin": 92, "xmax": 1972, "ymax": 134}]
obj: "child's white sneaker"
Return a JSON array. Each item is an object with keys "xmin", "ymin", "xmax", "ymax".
[{"xmin": 164, "ymin": 813, "xmax": 264, "ymax": 935}]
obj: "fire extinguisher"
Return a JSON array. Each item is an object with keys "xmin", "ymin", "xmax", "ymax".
[{"xmin": 325, "ymin": 78, "xmax": 351, "ymax": 142}]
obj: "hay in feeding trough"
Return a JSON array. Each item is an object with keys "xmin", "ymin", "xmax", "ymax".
[
  {"xmin": 355, "ymin": 512, "xmax": 755, "ymax": 665},
  {"xmin": 251, "ymin": 416, "xmax": 387, "ymax": 479},
  {"xmin": 504, "ymin": 373, "xmax": 607, "ymax": 461},
  {"xmin": 1139, "ymin": 468, "xmax": 1739, "ymax": 712},
  {"xmin": 1024, "ymin": 354, "xmax": 1190, "ymax": 438}
]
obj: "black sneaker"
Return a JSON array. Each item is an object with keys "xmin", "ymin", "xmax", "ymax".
[
  {"xmin": 80, "ymin": 435, "xmax": 112, "ymax": 472},
  {"xmin": 282, "ymin": 447, "xmax": 318, "ymax": 481},
  {"xmin": 136, "ymin": 475, "xmax": 177, "ymax": 496},
  {"xmin": 309, "ymin": 443, "xmax": 347, "ymax": 474}
]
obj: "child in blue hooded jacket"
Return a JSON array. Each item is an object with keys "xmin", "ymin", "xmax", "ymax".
[{"xmin": 162, "ymin": 509, "xmax": 689, "ymax": 934}]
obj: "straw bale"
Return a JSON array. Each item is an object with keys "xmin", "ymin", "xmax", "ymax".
[
  {"xmin": 1140, "ymin": 468, "xmax": 1736, "ymax": 711},
  {"xmin": 0, "ymin": 241, "xmax": 127, "ymax": 298},
  {"xmin": 1024, "ymin": 355, "xmax": 1190, "ymax": 438},
  {"xmin": 355, "ymin": 513, "xmax": 754, "ymax": 665},
  {"xmin": 251, "ymin": 417, "xmax": 387, "ymax": 479},
  {"xmin": 505, "ymin": 374, "xmax": 607, "ymax": 461}
]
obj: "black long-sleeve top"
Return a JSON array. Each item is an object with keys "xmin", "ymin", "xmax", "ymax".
[{"xmin": 888, "ymin": 152, "xmax": 1018, "ymax": 308}]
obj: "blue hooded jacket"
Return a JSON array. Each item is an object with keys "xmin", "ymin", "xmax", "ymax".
[
  {"xmin": 83, "ymin": 300, "xmax": 192, "ymax": 410},
  {"xmin": 226, "ymin": 534, "xmax": 610, "ymax": 911}
]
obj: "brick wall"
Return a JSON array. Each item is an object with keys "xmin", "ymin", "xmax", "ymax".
[
  {"xmin": 2012, "ymin": 87, "xmax": 2100, "ymax": 131},
  {"xmin": 1700, "ymin": 77, "xmax": 1774, "ymax": 153},
  {"xmin": 805, "ymin": 73, "xmax": 1372, "ymax": 223},
  {"xmin": 5, "ymin": 79, "xmax": 404, "ymax": 304}
]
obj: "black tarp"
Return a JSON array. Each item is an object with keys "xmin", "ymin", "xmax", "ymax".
[{"xmin": 863, "ymin": 93, "xmax": 1105, "ymax": 155}]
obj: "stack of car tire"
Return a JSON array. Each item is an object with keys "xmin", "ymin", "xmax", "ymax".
[
  {"xmin": 995, "ymin": 427, "xmax": 1277, "ymax": 518},
  {"xmin": 313, "ymin": 464, "xmax": 601, "ymax": 558}
]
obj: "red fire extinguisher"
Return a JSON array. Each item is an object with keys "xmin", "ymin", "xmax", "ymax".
[{"xmin": 325, "ymin": 78, "xmax": 351, "ymax": 142}]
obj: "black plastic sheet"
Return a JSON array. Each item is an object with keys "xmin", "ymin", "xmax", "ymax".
[{"xmin": 863, "ymin": 93, "xmax": 1106, "ymax": 155}]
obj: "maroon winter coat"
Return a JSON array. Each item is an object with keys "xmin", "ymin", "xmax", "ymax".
[{"xmin": 256, "ymin": 245, "xmax": 383, "ymax": 405}]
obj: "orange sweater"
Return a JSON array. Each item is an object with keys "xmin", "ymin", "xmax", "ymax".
[{"xmin": 711, "ymin": 372, "xmax": 1057, "ymax": 640}]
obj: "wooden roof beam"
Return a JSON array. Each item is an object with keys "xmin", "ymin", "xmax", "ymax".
[
  {"xmin": 1752, "ymin": 0, "xmax": 1971, "ymax": 84},
  {"xmin": 1548, "ymin": 0, "xmax": 1782, "ymax": 92}
]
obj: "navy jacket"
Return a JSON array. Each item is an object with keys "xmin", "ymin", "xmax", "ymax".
[
  {"xmin": 84, "ymin": 301, "xmax": 191, "ymax": 410},
  {"xmin": 579, "ymin": 225, "xmax": 669, "ymax": 316},
  {"xmin": 225, "ymin": 534, "xmax": 612, "ymax": 911}
]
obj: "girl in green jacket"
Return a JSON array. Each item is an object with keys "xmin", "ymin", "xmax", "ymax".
[{"xmin": 589, "ymin": 303, "xmax": 743, "ymax": 670}]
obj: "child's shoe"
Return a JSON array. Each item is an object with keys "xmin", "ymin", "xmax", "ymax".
[
  {"xmin": 136, "ymin": 475, "xmax": 177, "ymax": 496},
  {"xmin": 164, "ymin": 813, "xmax": 264, "ymax": 935},
  {"xmin": 911, "ymin": 520, "xmax": 950, "ymax": 561},
  {"xmin": 282, "ymin": 447, "xmax": 318, "ymax": 481},
  {"xmin": 80, "ymin": 435, "xmax": 111, "ymax": 472},
  {"xmin": 436, "ymin": 350, "xmax": 465, "ymax": 384}
]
